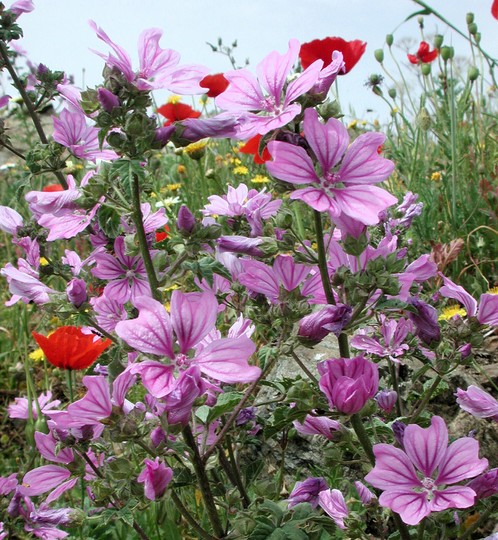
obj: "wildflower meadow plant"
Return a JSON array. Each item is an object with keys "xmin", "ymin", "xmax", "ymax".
[{"xmin": 0, "ymin": 2, "xmax": 497, "ymax": 539}]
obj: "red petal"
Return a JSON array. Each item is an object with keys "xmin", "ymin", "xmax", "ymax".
[
  {"xmin": 239, "ymin": 135, "xmax": 271, "ymax": 164},
  {"xmin": 42, "ymin": 184, "xmax": 64, "ymax": 192},
  {"xmin": 493, "ymin": 0, "xmax": 498, "ymax": 19},
  {"xmin": 407, "ymin": 54, "xmax": 419, "ymax": 65},
  {"xmin": 299, "ymin": 37, "xmax": 366, "ymax": 74},
  {"xmin": 199, "ymin": 73, "xmax": 229, "ymax": 98},
  {"xmin": 157, "ymin": 102, "xmax": 201, "ymax": 123}
]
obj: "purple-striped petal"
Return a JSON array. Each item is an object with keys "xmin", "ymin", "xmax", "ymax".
[
  {"xmin": 378, "ymin": 489, "xmax": 430, "ymax": 526},
  {"xmin": 436, "ymin": 437, "xmax": 488, "ymax": 485},
  {"xmin": 266, "ymin": 141, "xmax": 319, "ymax": 185},
  {"xmin": 20, "ymin": 465, "xmax": 70, "ymax": 496},
  {"xmin": 430, "ymin": 486, "xmax": 476, "ymax": 513},
  {"xmin": 364, "ymin": 444, "xmax": 420, "ymax": 490},
  {"xmin": 333, "ymin": 184, "xmax": 398, "ymax": 225}
]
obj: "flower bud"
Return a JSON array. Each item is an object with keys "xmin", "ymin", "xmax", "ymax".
[
  {"xmin": 440, "ymin": 46, "xmax": 454, "ymax": 61},
  {"xmin": 388, "ymin": 87, "xmax": 397, "ymax": 99},
  {"xmin": 176, "ymin": 205, "xmax": 196, "ymax": 234},
  {"xmin": 288, "ymin": 477, "xmax": 328, "ymax": 508},
  {"xmin": 458, "ymin": 343, "xmax": 472, "ymax": 359},
  {"xmin": 392, "ymin": 420, "xmax": 406, "ymax": 449},
  {"xmin": 434, "ymin": 34, "xmax": 444, "ymax": 49},
  {"xmin": 385, "ymin": 34, "xmax": 394, "ymax": 47},
  {"xmin": 375, "ymin": 390, "xmax": 398, "ymax": 414},
  {"xmin": 66, "ymin": 278, "xmax": 87, "ymax": 308},
  {"xmin": 474, "ymin": 32, "xmax": 481, "ymax": 44},
  {"xmin": 421, "ymin": 63, "xmax": 431, "ymax": 76},
  {"xmin": 97, "ymin": 87, "xmax": 120, "ymax": 113},
  {"xmin": 466, "ymin": 12, "xmax": 474, "ymax": 24},
  {"xmin": 468, "ymin": 22, "xmax": 478, "ymax": 36},
  {"xmin": 154, "ymin": 125, "xmax": 175, "ymax": 147},
  {"xmin": 374, "ymin": 49, "xmax": 384, "ymax": 63},
  {"xmin": 468, "ymin": 66, "xmax": 479, "ymax": 82},
  {"xmin": 417, "ymin": 16, "xmax": 424, "ymax": 27}
]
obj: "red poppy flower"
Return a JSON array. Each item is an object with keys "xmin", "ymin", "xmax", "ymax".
[
  {"xmin": 32, "ymin": 326, "xmax": 112, "ymax": 370},
  {"xmin": 200, "ymin": 73, "xmax": 229, "ymax": 98},
  {"xmin": 493, "ymin": 0, "xmax": 498, "ymax": 19},
  {"xmin": 157, "ymin": 102, "xmax": 201, "ymax": 126},
  {"xmin": 407, "ymin": 42, "xmax": 438, "ymax": 64},
  {"xmin": 42, "ymin": 184, "xmax": 64, "ymax": 192},
  {"xmin": 299, "ymin": 37, "xmax": 366, "ymax": 74},
  {"xmin": 155, "ymin": 224, "xmax": 170, "ymax": 242},
  {"xmin": 239, "ymin": 135, "xmax": 271, "ymax": 164}
]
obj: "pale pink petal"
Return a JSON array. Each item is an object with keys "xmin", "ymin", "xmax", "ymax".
[
  {"xmin": 284, "ymin": 59, "xmax": 323, "ymax": 104},
  {"xmin": 403, "ymin": 416, "xmax": 448, "ymax": 477},
  {"xmin": 378, "ymin": 489, "xmax": 430, "ymax": 526},
  {"xmin": 67, "ymin": 376, "xmax": 112, "ymax": 420},
  {"xmin": 273, "ymin": 254, "xmax": 310, "ymax": 291},
  {"xmin": 20, "ymin": 465, "xmax": 70, "ymax": 496},
  {"xmin": 291, "ymin": 187, "xmax": 334, "ymax": 213},
  {"xmin": 131, "ymin": 360, "xmax": 175, "ymax": 398},
  {"xmin": 45, "ymin": 477, "xmax": 79, "ymax": 504},
  {"xmin": 318, "ymin": 489, "xmax": 348, "ymax": 529},
  {"xmin": 303, "ymin": 109, "xmax": 349, "ymax": 173},
  {"xmin": 430, "ymin": 486, "xmax": 476, "ymax": 513},
  {"xmin": 256, "ymin": 39, "xmax": 299, "ymax": 101},
  {"xmin": 333, "ymin": 184, "xmax": 398, "ymax": 225},
  {"xmin": 239, "ymin": 259, "xmax": 280, "ymax": 300},
  {"xmin": 439, "ymin": 275, "xmax": 478, "ymax": 317},
  {"xmin": 436, "ymin": 437, "xmax": 488, "ymax": 485},
  {"xmin": 478, "ymin": 294, "xmax": 498, "ymax": 325},
  {"xmin": 215, "ymin": 69, "xmax": 265, "ymax": 111},
  {"xmin": 364, "ymin": 444, "xmax": 420, "ymax": 490},
  {"xmin": 34, "ymin": 432, "xmax": 74, "ymax": 464},
  {"xmin": 267, "ymin": 141, "xmax": 319, "ymax": 185}
]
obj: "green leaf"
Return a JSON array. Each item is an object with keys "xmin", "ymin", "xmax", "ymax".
[
  {"xmin": 281, "ymin": 524, "xmax": 309, "ymax": 540},
  {"xmin": 206, "ymin": 391, "xmax": 244, "ymax": 424},
  {"xmin": 98, "ymin": 205, "xmax": 122, "ymax": 238},
  {"xmin": 109, "ymin": 158, "xmax": 145, "ymax": 199},
  {"xmin": 249, "ymin": 518, "xmax": 277, "ymax": 540}
]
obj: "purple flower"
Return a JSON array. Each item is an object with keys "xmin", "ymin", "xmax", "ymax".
[
  {"xmin": 218, "ymin": 235, "xmax": 265, "ymax": 257},
  {"xmin": 90, "ymin": 293, "xmax": 128, "ymax": 333},
  {"xmin": 162, "ymin": 366, "xmax": 206, "ymax": 426},
  {"xmin": 154, "ymin": 125, "xmax": 175, "ymax": 146},
  {"xmin": 354, "ymin": 481, "xmax": 375, "ymax": 505},
  {"xmin": 266, "ymin": 108, "xmax": 397, "ymax": 225},
  {"xmin": 92, "ymin": 236, "xmax": 151, "ymax": 304},
  {"xmin": 351, "ymin": 316, "xmax": 412, "ymax": 363},
  {"xmin": 288, "ymin": 477, "xmax": 328, "ymax": 508},
  {"xmin": 115, "ymin": 292, "xmax": 260, "ymax": 385},
  {"xmin": 455, "ymin": 385, "xmax": 498, "ymax": 421},
  {"xmin": 0, "ymin": 473, "xmax": 18, "ymax": 495},
  {"xmin": 90, "ymin": 21, "xmax": 208, "ymax": 93},
  {"xmin": 8, "ymin": 391, "xmax": 60, "ymax": 420},
  {"xmin": 236, "ymin": 407, "xmax": 257, "ymax": 426},
  {"xmin": 392, "ymin": 420, "xmax": 407, "ymax": 449},
  {"xmin": 8, "ymin": 0, "xmax": 34, "ymax": 16},
  {"xmin": 318, "ymin": 356, "xmax": 379, "ymax": 415},
  {"xmin": 176, "ymin": 205, "xmax": 196, "ymax": 234},
  {"xmin": 364, "ymin": 416, "xmax": 488, "ymax": 525},
  {"xmin": 97, "ymin": 87, "xmax": 120, "ymax": 112},
  {"xmin": 293, "ymin": 415, "xmax": 341, "ymax": 440},
  {"xmin": 375, "ymin": 390, "xmax": 398, "ymax": 414},
  {"xmin": 440, "ymin": 274, "xmax": 498, "ymax": 326},
  {"xmin": 0, "ymin": 205, "xmax": 23, "ymax": 235},
  {"xmin": 1, "ymin": 260, "xmax": 55, "ymax": 306},
  {"xmin": 318, "ymin": 489, "xmax": 349, "ymax": 529},
  {"xmin": 407, "ymin": 298, "xmax": 440, "ymax": 345},
  {"xmin": 298, "ymin": 304, "xmax": 352, "ymax": 343},
  {"xmin": 20, "ymin": 465, "xmax": 72, "ymax": 497},
  {"xmin": 66, "ymin": 278, "xmax": 87, "ymax": 308},
  {"xmin": 181, "ymin": 115, "xmax": 239, "ymax": 141},
  {"xmin": 215, "ymin": 39, "xmax": 323, "ymax": 139},
  {"xmin": 467, "ymin": 468, "xmax": 498, "ymax": 499},
  {"xmin": 53, "ymin": 108, "xmax": 117, "ymax": 162},
  {"xmin": 137, "ymin": 458, "xmax": 173, "ymax": 500}
]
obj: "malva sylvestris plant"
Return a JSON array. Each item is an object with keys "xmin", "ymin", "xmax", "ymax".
[{"xmin": 0, "ymin": 3, "xmax": 497, "ymax": 539}]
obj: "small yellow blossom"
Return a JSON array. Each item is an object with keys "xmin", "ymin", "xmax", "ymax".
[
  {"xmin": 166, "ymin": 183, "xmax": 182, "ymax": 191},
  {"xmin": 488, "ymin": 286, "xmax": 498, "ymax": 295},
  {"xmin": 251, "ymin": 175, "xmax": 270, "ymax": 184},
  {"xmin": 39, "ymin": 257, "xmax": 49, "ymax": 266},
  {"xmin": 233, "ymin": 165, "xmax": 249, "ymax": 175},
  {"xmin": 438, "ymin": 305, "xmax": 467, "ymax": 321},
  {"xmin": 184, "ymin": 140, "xmax": 208, "ymax": 159},
  {"xmin": 167, "ymin": 95, "xmax": 182, "ymax": 104},
  {"xmin": 311, "ymin": 242, "xmax": 318, "ymax": 250},
  {"xmin": 431, "ymin": 172, "xmax": 442, "ymax": 182},
  {"xmin": 177, "ymin": 165, "xmax": 186, "ymax": 175},
  {"xmin": 348, "ymin": 120, "xmax": 358, "ymax": 129},
  {"xmin": 373, "ymin": 119, "xmax": 380, "ymax": 127},
  {"xmin": 164, "ymin": 284, "xmax": 180, "ymax": 292},
  {"xmin": 29, "ymin": 348, "xmax": 46, "ymax": 362},
  {"xmin": 164, "ymin": 301, "xmax": 171, "ymax": 312},
  {"xmin": 150, "ymin": 192, "xmax": 158, "ymax": 198},
  {"xmin": 361, "ymin": 120, "xmax": 367, "ymax": 126}
]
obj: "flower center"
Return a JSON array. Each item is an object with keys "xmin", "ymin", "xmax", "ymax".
[
  {"xmin": 260, "ymin": 95, "xmax": 282, "ymax": 114},
  {"xmin": 175, "ymin": 353, "xmax": 189, "ymax": 367},
  {"xmin": 421, "ymin": 476, "xmax": 436, "ymax": 491}
]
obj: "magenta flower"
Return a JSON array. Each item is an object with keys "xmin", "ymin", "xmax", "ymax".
[
  {"xmin": 90, "ymin": 293, "xmax": 128, "ymax": 333},
  {"xmin": 90, "ymin": 21, "xmax": 208, "ymax": 93},
  {"xmin": 288, "ymin": 477, "xmax": 328, "ymax": 508},
  {"xmin": 467, "ymin": 468, "xmax": 498, "ymax": 499},
  {"xmin": 318, "ymin": 356, "xmax": 379, "ymax": 415},
  {"xmin": 137, "ymin": 458, "xmax": 173, "ymax": 501},
  {"xmin": 53, "ymin": 108, "xmax": 117, "ymax": 162},
  {"xmin": 8, "ymin": 391, "xmax": 60, "ymax": 420},
  {"xmin": 351, "ymin": 316, "xmax": 413, "ymax": 363},
  {"xmin": 318, "ymin": 489, "xmax": 349, "ymax": 529},
  {"xmin": 215, "ymin": 39, "xmax": 323, "ymax": 139},
  {"xmin": 293, "ymin": 414, "xmax": 341, "ymax": 440},
  {"xmin": 375, "ymin": 390, "xmax": 398, "ymax": 414},
  {"xmin": 1, "ymin": 260, "xmax": 55, "ymax": 306},
  {"xmin": 266, "ymin": 108, "xmax": 397, "ymax": 225},
  {"xmin": 0, "ymin": 205, "xmax": 23, "ymax": 235},
  {"xmin": 115, "ymin": 292, "xmax": 260, "ymax": 385},
  {"xmin": 92, "ymin": 236, "xmax": 151, "ymax": 304},
  {"xmin": 354, "ymin": 481, "xmax": 375, "ymax": 505},
  {"xmin": 19, "ymin": 465, "xmax": 72, "ymax": 497},
  {"xmin": 440, "ymin": 274, "xmax": 498, "ymax": 326},
  {"xmin": 8, "ymin": 0, "xmax": 34, "ymax": 16},
  {"xmin": 298, "ymin": 304, "xmax": 352, "ymax": 343},
  {"xmin": 455, "ymin": 385, "xmax": 498, "ymax": 421},
  {"xmin": 0, "ymin": 473, "xmax": 18, "ymax": 495},
  {"xmin": 364, "ymin": 416, "xmax": 488, "ymax": 525}
]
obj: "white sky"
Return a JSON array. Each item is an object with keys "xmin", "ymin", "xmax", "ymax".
[{"xmin": 12, "ymin": 0, "xmax": 498, "ymax": 122}]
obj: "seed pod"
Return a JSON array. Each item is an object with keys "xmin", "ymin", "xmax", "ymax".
[
  {"xmin": 386, "ymin": 34, "xmax": 394, "ymax": 47},
  {"xmin": 374, "ymin": 49, "xmax": 384, "ymax": 63}
]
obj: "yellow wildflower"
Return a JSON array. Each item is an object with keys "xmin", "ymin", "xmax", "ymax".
[
  {"xmin": 431, "ymin": 172, "xmax": 442, "ymax": 182},
  {"xmin": 167, "ymin": 95, "xmax": 182, "ymax": 104},
  {"xmin": 166, "ymin": 183, "xmax": 182, "ymax": 191},
  {"xmin": 438, "ymin": 305, "xmax": 467, "ymax": 321},
  {"xmin": 233, "ymin": 165, "xmax": 249, "ymax": 175},
  {"xmin": 184, "ymin": 140, "xmax": 208, "ymax": 160},
  {"xmin": 251, "ymin": 175, "xmax": 270, "ymax": 184},
  {"xmin": 488, "ymin": 286, "xmax": 498, "ymax": 295},
  {"xmin": 348, "ymin": 119, "xmax": 358, "ymax": 129},
  {"xmin": 29, "ymin": 348, "xmax": 45, "ymax": 362},
  {"xmin": 39, "ymin": 257, "xmax": 49, "ymax": 266},
  {"xmin": 177, "ymin": 165, "xmax": 186, "ymax": 175}
]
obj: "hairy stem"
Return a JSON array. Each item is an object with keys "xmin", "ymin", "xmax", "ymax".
[
  {"xmin": 170, "ymin": 491, "xmax": 219, "ymax": 540},
  {"xmin": 410, "ymin": 375, "xmax": 442, "ymax": 423},
  {"xmin": 290, "ymin": 350, "xmax": 318, "ymax": 385}
]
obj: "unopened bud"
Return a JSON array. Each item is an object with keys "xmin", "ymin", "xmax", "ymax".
[
  {"xmin": 374, "ymin": 49, "xmax": 384, "ymax": 63},
  {"xmin": 468, "ymin": 22, "xmax": 478, "ymax": 36},
  {"xmin": 421, "ymin": 63, "xmax": 431, "ymax": 76},
  {"xmin": 417, "ymin": 16, "xmax": 424, "ymax": 28},
  {"xmin": 440, "ymin": 46, "xmax": 454, "ymax": 61},
  {"xmin": 97, "ymin": 87, "xmax": 120, "ymax": 113},
  {"xmin": 388, "ymin": 87, "xmax": 397, "ymax": 99},
  {"xmin": 468, "ymin": 66, "xmax": 479, "ymax": 81},
  {"xmin": 466, "ymin": 12, "xmax": 474, "ymax": 24},
  {"xmin": 176, "ymin": 205, "xmax": 196, "ymax": 234},
  {"xmin": 434, "ymin": 34, "xmax": 444, "ymax": 49},
  {"xmin": 385, "ymin": 34, "xmax": 394, "ymax": 47},
  {"xmin": 474, "ymin": 32, "xmax": 481, "ymax": 44},
  {"xmin": 66, "ymin": 278, "xmax": 87, "ymax": 308}
]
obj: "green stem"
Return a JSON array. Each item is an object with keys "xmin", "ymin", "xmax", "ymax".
[
  {"xmin": 0, "ymin": 139, "xmax": 26, "ymax": 160},
  {"xmin": 410, "ymin": 375, "xmax": 442, "ymax": 423},
  {"xmin": 66, "ymin": 370, "xmax": 74, "ymax": 402},
  {"xmin": 182, "ymin": 425, "xmax": 225, "ymax": 538},
  {"xmin": 0, "ymin": 41, "xmax": 68, "ymax": 189},
  {"xmin": 170, "ymin": 491, "xmax": 219, "ymax": 540},
  {"xmin": 131, "ymin": 173, "xmax": 161, "ymax": 302},
  {"xmin": 290, "ymin": 351, "xmax": 318, "ymax": 385},
  {"xmin": 389, "ymin": 362, "xmax": 404, "ymax": 417}
]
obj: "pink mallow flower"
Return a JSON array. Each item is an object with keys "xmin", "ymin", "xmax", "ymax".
[
  {"xmin": 137, "ymin": 458, "xmax": 173, "ymax": 500},
  {"xmin": 455, "ymin": 385, "xmax": 498, "ymax": 422},
  {"xmin": 89, "ymin": 21, "xmax": 208, "ymax": 94},
  {"xmin": 288, "ymin": 477, "xmax": 328, "ymax": 508},
  {"xmin": 8, "ymin": 391, "xmax": 60, "ymax": 420},
  {"xmin": 439, "ymin": 274, "xmax": 498, "ymax": 326},
  {"xmin": 266, "ymin": 108, "xmax": 397, "ymax": 225},
  {"xmin": 364, "ymin": 416, "xmax": 488, "ymax": 525},
  {"xmin": 215, "ymin": 39, "xmax": 323, "ymax": 139},
  {"xmin": 318, "ymin": 489, "xmax": 349, "ymax": 529},
  {"xmin": 115, "ymin": 291, "xmax": 260, "ymax": 385},
  {"xmin": 318, "ymin": 356, "xmax": 379, "ymax": 415}
]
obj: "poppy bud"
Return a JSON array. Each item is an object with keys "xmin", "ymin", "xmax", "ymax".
[
  {"xmin": 385, "ymin": 34, "xmax": 394, "ymax": 47},
  {"xmin": 466, "ymin": 12, "xmax": 474, "ymax": 24},
  {"xmin": 468, "ymin": 22, "xmax": 478, "ymax": 36},
  {"xmin": 474, "ymin": 32, "xmax": 481, "ymax": 44},
  {"xmin": 440, "ymin": 46, "xmax": 454, "ymax": 61},
  {"xmin": 374, "ymin": 49, "xmax": 384, "ymax": 63},
  {"xmin": 421, "ymin": 63, "xmax": 431, "ymax": 76},
  {"xmin": 434, "ymin": 34, "xmax": 444, "ymax": 49},
  {"xmin": 417, "ymin": 16, "xmax": 424, "ymax": 28},
  {"xmin": 388, "ymin": 88, "xmax": 397, "ymax": 99},
  {"xmin": 468, "ymin": 66, "xmax": 479, "ymax": 82}
]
